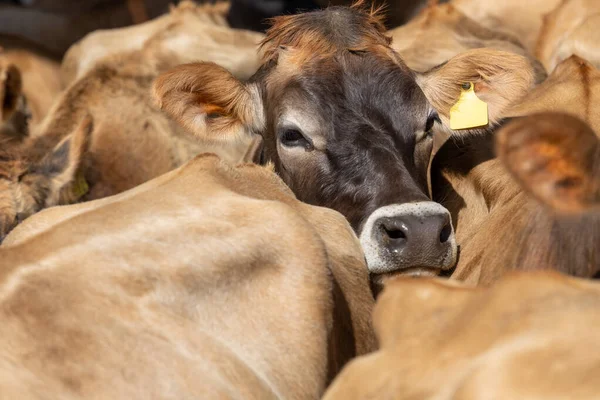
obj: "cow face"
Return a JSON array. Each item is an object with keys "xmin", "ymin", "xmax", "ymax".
[
  {"xmin": 155, "ymin": 5, "xmax": 458, "ymax": 284},
  {"xmin": 0, "ymin": 118, "xmax": 91, "ymax": 244}
]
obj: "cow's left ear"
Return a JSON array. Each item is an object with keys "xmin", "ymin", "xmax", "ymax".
[
  {"xmin": 153, "ymin": 62, "xmax": 265, "ymax": 144},
  {"xmin": 32, "ymin": 116, "xmax": 94, "ymax": 206},
  {"xmin": 497, "ymin": 112, "xmax": 600, "ymax": 214},
  {"xmin": 416, "ymin": 49, "xmax": 541, "ymax": 127},
  {"xmin": 0, "ymin": 63, "xmax": 22, "ymax": 122}
]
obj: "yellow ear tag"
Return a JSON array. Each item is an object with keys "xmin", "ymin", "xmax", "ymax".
[
  {"xmin": 450, "ymin": 82, "xmax": 489, "ymax": 130},
  {"xmin": 72, "ymin": 172, "xmax": 89, "ymax": 200}
]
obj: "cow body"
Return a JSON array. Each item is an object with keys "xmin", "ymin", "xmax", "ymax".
[
  {"xmin": 430, "ymin": 57, "xmax": 600, "ymax": 283},
  {"xmin": 536, "ymin": 0, "xmax": 600, "ymax": 72},
  {"xmin": 0, "ymin": 154, "xmax": 375, "ymax": 398},
  {"xmin": 323, "ymin": 271, "xmax": 600, "ymax": 399},
  {"xmin": 61, "ymin": 1, "xmax": 263, "ymax": 85},
  {"xmin": 390, "ymin": 1, "xmax": 544, "ymax": 75},
  {"xmin": 0, "ymin": 2, "xmax": 264, "ymax": 241}
]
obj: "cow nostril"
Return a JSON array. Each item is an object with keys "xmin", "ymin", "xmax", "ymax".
[
  {"xmin": 384, "ymin": 227, "xmax": 406, "ymax": 240},
  {"xmin": 439, "ymin": 223, "xmax": 452, "ymax": 243}
]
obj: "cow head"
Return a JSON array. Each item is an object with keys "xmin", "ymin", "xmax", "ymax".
[
  {"xmin": 0, "ymin": 117, "xmax": 92, "ymax": 244},
  {"xmin": 154, "ymin": 4, "xmax": 537, "ymax": 286}
]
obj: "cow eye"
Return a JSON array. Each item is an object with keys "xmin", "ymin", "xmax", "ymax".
[
  {"xmin": 279, "ymin": 128, "xmax": 313, "ymax": 150},
  {"xmin": 425, "ymin": 111, "xmax": 440, "ymax": 135}
]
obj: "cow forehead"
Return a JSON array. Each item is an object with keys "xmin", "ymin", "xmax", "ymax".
[{"xmin": 266, "ymin": 54, "xmax": 428, "ymax": 134}]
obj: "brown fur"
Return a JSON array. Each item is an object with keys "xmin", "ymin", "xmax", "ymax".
[
  {"xmin": 0, "ymin": 13, "xmax": 261, "ymax": 240},
  {"xmin": 431, "ymin": 57, "xmax": 600, "ymax": 284},
  {"xmin": 536, "ymin": 0, "xmax": 600, "ymax": 73},
  {"xmin": 0, "ymin": 155, "xmax": 376, "ymax": 398},
  {"xmin": 417, "ymin": 49, "xmax": 539, "ymax": 126},
  {"xmin": 451, "ymin": 0, "xmax": 563, "ymax": 52},
  {"xmin": 0, "ymin": 2, "xmax": 268, "ymax": 239},
  {"xmin": 497, "ymin": 113, "xmax": 600, "ymax": 214},
  {"xmin": 62, "ymin": 1, "xmax": 262, "ymax": 85},
  {"xmin": 0, "ymin": 49, "xmax": 62, "ymax": 131},
  {"xmin": 390, "ymin": 2, "xmax": 545, "ymax": 75},
  {"xmin": 260, "ymin": 0, "xmax": 390, "ymax": 64},
  {"xmin": 153, "ymin": 62, "xmax": 259, "ymax": 143},
  {"xmin": 324, "ymin": 271, "xmax": 600, "ymax": 399}
]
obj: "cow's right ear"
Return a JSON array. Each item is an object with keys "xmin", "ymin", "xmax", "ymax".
[
  {"xmin": 0, "ymin": 63, "xmax": 22, "ymax": 122},
  {"xmin": 497, "ymin": 112, "xmax": 600, "ymax": 214},
  {"xmin": 153, "ymin": 62, "xmax": 264, "ymax": 143},
  {"xmin": 416, "ymin": 49, "xmax": 540, "ymax": 127}
]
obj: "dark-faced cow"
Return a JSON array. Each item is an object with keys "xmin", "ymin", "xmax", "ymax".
[{"xmin": 154, "ymin": 3, "xmax": 539, "ymax": 286}]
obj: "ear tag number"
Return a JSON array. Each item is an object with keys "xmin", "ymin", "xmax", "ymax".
[{"xmin": 450, "ymin": 82, "xmax": 489, "ymax": 130}]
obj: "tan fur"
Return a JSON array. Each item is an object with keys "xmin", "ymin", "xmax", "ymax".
[
  {"xmin": 0, "ymin": 47, "xmax": 257, "ymax": 241},
  {"xmin": 451, "ymin": 0, "xmax": 563, "ymax": 52},
  {"xmin": 432, "ymin": 57, "xmax": 600, "ymax": 284},
  {"xmin": 0, "ymin": 49, "xmax": 62, "ymax": 128},
  {"xmin": 0, "ymin": 49, "xmax": 62, "ymax": 146},
  {"xmin": 497, "ymin": 112, "xmax": 600, "ymax": 214},
  {"xmin": 417, "ymin": 49, "xmax": 538, "ymax": 126},
  {"xmin": 324, "ymin": 271, "xmax": 600, "ymax": 399},
  {"xmin": 508, "ymin": 56, "xmax": 600, "ymax": 130},
  {"xmin": 153, "ymin": 62, "xmax": 259, "ymax": 143},
  {"xmin": 0, "ymin": 155, "xmax": 376, "ymax": 398},
  {"xmin": 389, "ymin": 2, "xmax": 543, "ymax": 74},
  {"xmin": 536, "ymin": 0, "xmax": 600, "ymax": 73},
  {"xmin": 62, "ymin": 0, "xmax": 263, "ymax": 85}
]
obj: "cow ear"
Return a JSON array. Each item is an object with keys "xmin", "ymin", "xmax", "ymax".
[
  {"xmin": 34, "ymin": 116, "xmax": 94, "ymax": 206},
  {"xmin": 496, "ymin": 112, "xmax": 600, "ymax": 214},
  {"xmin": 153, "ymin": 62, "xmax": 264, "ymax": 144},
  {"xmin": 416, "ymin": 49, "xmax": 539, "ymax": 127},
  {"xmin": 0, "ymin": 63, "xmax": 22, "ymax": 122}
]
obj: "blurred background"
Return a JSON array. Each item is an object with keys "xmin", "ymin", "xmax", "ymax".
[{"xmin": 0, "ymin": 0, "xmax": 439, "ymax": 58}]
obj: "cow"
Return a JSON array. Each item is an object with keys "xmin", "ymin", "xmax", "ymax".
[
  {"xmin": 0, "ymin": 48, "xmax": 62, "ymax": 144},
  {"xmin": 451, "ymin": 0, "xmax": 563, "ymax": 53},
  {"xmin": 323, "ymin": 271, "xmax": 600, "ymax": 400},
  {"xmin": 389, "ymin": 1, "xmax": 546, "ymax": 76},
  {"xmin": 61, "ymin": 1, "xmax": 263, "ymax": 85},
  {"xmin": 427, "ymin": 56, "xmax": 600, "ymax": 284},
  {"xmin": 536, "ymin": 0, "xmax": 600, "ymax": 73},
  {"xmin": 153, "ymin": 3, "xmax": 540, "ymax": 288},
  {"xmin": 0, "ymin": 1, "xmax": 269, "ymax": 242},
  {"xmin": 322, "ymin": 110, "xmax": 600, "ymax": 399},
  {"xmin": 0, "ymin": 153, "xmax": 376, "ymax": 398}
]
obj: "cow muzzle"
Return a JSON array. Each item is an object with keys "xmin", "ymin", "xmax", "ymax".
[{"xmin": 359, "ymin": 201, "xmax": 457, "ymax": 291}]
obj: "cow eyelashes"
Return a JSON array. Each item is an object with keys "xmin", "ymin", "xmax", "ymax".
[
  {"xmin": 279, "ymin": 128, "xmax": 314, "ymax": 150},
  {"xmin": 425, "ymin": 112, "xmax": 440, "ymax": 134},
  {"xmin": 416, "ymin": 112, "xmax": 440, "ymax": 143}
]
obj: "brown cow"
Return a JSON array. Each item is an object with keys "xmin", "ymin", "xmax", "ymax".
[
  {"xmin": 61, "ymin": 1, "xmax": 263, "ymax": 85},
  {"xmin": 323, "ymin": 271, "xmax": 600, "ymax": 400},
  {"xmin": 451, "ymin": 0, "xmax": 563, "ymax": 53},
  {"xmin": 428, "ymin": 56, "xmax": 600, "ymax": 283},
  {"xmin": 154, "ymin": 3, "xmax": 540, "ymax": 287},
  {"xmin": 0, "ymin": 153, "xmax": 375, "ymax": 398},
  {"xmin": 0, "ymin": 2, "xmax": 265, "ymax": 242},
  {"xmin": 536, "ymin": 0, "xmax": 600, "ymax": 73},
  {"xmin": 324, "ymin": 111, "xmax": 600, "ymax": 398},
  {"xmin": 389, "ymin": 1, "xmax": 545, "ymax": 76},
  {"xmin": 0, "ymin": 48, "xmax": 62, "ymax": 144}
]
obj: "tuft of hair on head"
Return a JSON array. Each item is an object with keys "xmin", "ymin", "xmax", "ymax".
[{"xmin": 260, "ymin": 2, "xmax": 391, "ymax": 64}]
